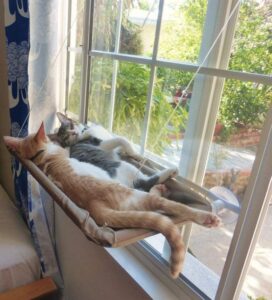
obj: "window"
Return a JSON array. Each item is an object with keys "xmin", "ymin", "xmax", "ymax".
[{"xmin": 64, "ymin": 0, "xmax": 272, "ymax": 299}]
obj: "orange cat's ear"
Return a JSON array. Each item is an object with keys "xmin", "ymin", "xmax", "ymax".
[
  {"xmin": 3, "ymin": 136, "xmax": 21, "ymax": 152},
  {"xmin": 34, "ymin": 122, "xmax": 46, "ymax": 142}
]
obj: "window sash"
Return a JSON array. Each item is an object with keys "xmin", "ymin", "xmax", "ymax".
[
  {"xmin": 178, "ymin": 0, "xmax": 241, "ymax": 249},
  {"xmin": 88, "ymin": 50, "xmax": 271, "ymax": 85},
  {"xmin": 108, "ymin": 0, "xmax": 123, "ymax": 131},
  {"xmin": 79, "ymin": 0, "xmax": 93, "ymax": 122},
  {"xmin": 215, "ymin": 106, "xmax": 272, "ymax": 299},
  {"xmin": 140, "ymin": 0, "xmax": 164, "ymax": 153},
  {"xmin": 65, "ymin": 0, "xmax": 272, "ymax": 299}
]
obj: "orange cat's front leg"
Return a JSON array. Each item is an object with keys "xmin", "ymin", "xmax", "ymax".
[{"xmin": 164, "ymin": 201, "xmax": 221, "ymax": 228}]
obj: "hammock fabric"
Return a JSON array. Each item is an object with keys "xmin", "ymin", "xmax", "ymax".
[{"xmin": 14, "ymin": 152, "xmax": 214, "ymax": 248}]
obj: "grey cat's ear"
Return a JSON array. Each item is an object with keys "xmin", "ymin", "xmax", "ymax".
[
  {"xmin": 47, "ymin": 133, "xmax": 58, "ymax": 143},
  {"xmin": 57, "ymin": 112, "xmax": 73, "ymax": 127}
]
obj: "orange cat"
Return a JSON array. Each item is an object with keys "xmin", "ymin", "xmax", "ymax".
[{"xmin": 4, "ymin": 123, "xmax": 220, "ymax": 278}]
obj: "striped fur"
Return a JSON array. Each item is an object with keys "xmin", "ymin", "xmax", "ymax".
[{"xmin": 4, "ymin": 123, "xmax": 221, "ymax": 278}]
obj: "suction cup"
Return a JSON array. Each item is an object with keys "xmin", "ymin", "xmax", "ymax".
[{"xmin": 210, "ymin": 186, "xmax": 240, "ymax": 224}]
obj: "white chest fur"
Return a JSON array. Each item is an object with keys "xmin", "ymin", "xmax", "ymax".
[
  {"xmin": 69, "ymin": 158, "xmax": 113, "ymax": 181},
  {"xmin": 46, "ymin": 143, "xmax": 64, "ymax": 155},
  {"xmin": 115, "ymin": 161, "xmax": 146, "ymax": 188}
]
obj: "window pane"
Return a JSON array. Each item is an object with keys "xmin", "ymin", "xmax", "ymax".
[
  {"xmin": 145, "ymin": 68, "xmax": 192, "ymax": 167},
  {"xmin": 144, "ymin": 68, "xmax": 194, "ymax": 255},
  {"xmin": 241, "ymin": 206, "xmax": 272, "ymax": 299},
  {"xmin": 92, "ymin": 1, "xmax": 118, "ymax": 52},
  {"xmin": 70, "ymin": 0, "xmax": 85, "ymax": 48},
  {"xmin": 113, "ymin": 61, "xmax": 150, "ymax": 145},
  {"xmin": 87, "ymin": 57, "xmax": 114, "ymax": 128},
  {"xmin": 158, "ymin": 0, "xmax": 208, "ymax": 63},
  {"xmin": 145, "ymin": 234, "xmax": 165, "ymax": 254},
  {"xmin": 88, "ymin": 59, "xmax": 150, "ymax": 144},
  {"xmin": 228, "ymin": 1, "xmax": 272, "ymax": 75},
  {"xmin": 205, "ymin": 80, "xmax": 271, "ymax": 202},
  {"xmin": 189, "ymin": 79, "xmax": 271, "ymax": 277},
  {"xmin": 67, "ymin": 52, "xmax": 82, "ymax": 116},
  {"xmin": 119, "ymin": 0, "xmax": 159, "ymax": 56},
  {"xmin": 92, "ymin": 0, "xmax": 159, "ymax": 57}
]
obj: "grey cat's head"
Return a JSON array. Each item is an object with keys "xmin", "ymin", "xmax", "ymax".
[{"xmin": 48, "ymin": 112, "xmax": 79, "ymax": 147}]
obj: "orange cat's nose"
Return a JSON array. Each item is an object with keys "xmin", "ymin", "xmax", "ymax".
[{"xmin": 3, "ymin": 136, "xmax": 19, "ymax": 152}]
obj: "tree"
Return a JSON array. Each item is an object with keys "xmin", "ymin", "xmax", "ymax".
[
  {"xmin": 159, "ymin": 0, "xmax": 207, "ymax": 63},
  {"xmin": 159, "ymin": 0, "xmax": 272, "ymax": 138},
  {"xmin": 219, "ymin": 1, "xmax": 272, "ymax": 132}
]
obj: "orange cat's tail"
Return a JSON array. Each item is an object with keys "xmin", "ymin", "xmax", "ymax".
[{"xmin": 98, "ymin": 210, "xmax": 185, "ymax": 278}]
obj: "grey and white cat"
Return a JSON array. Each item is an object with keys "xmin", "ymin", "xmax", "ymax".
[{"xmin": 48, "ymin": 112, "xmax": 178, "ymax": 192}]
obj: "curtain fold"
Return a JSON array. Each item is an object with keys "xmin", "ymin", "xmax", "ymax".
[
  {"xmin": 4, "ymin": 0, "xmax": 63, "ymax": 286},
  {"xmin": 4, "ymin": 0, "xmax": 29, "ymax": 217}
]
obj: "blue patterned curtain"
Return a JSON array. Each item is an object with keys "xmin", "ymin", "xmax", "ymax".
[
  {"xmin": 4, "ymin": 0, "xmax": 62, "ymax": 285},
  {"xmin": 5, "ymin": 0, "xmax": 30, "ymax": 220}
]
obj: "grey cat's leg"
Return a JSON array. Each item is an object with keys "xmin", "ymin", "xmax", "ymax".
[
  {"xmin": 99, "ymin": 137, "xmax": 132, "ymax": 152},
  {"xmin": 134, "ymin": 175, "xmax": 160, "ymax": 192},
  {"xmin": 157, "ymin": 167, "xmax": 178, "ymax": 183},
  {"xmin": 134, "ymin": 168, "xmax": 178, "ymax": 192},
  {"xmin": 100, "ymin": 137, "xmax": 142, "ymax": 160}
]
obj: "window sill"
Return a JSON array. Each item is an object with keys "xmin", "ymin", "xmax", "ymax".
[
  {"xmin": 105, "ymin": 246, "xmax": 190, "ymax": 300},
  {"xmin": 105, "ymin": 243, "xmax": 219, "ymax": 300},
  {"xmin": 106, "ymin": 241, "xmax": 249, "ymax": 300}
]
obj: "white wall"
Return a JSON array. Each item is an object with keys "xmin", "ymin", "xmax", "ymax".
[
  {"xmin": 55, "ymin": 204, "xmax": 151, "ymax": 300},
  {"xmin": 0, "ymin": 0, "xmax": 14, "ymax": 200}
]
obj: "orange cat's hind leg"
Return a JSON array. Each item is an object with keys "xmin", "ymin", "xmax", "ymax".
[
  {"xmin": 94, "ymin": 208, "xmax": 185, "ymax": 279},
  {"xmin": 150, "ymin": 184, "xmax": 171, "ymax": 198}
]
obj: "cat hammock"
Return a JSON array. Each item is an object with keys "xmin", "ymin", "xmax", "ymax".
[{"xmin": 13, "ymin": 152, "xmax": 239, "ymax": 247}]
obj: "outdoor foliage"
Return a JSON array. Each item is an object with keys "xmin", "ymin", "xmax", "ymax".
[
  {"xmin": 113, "ymin": 63, "xmax": 184, "ymax": 153},
  {"xmin": 159, "ymin": 0, "xmax": 207, "ymax": 63},
  {"xmin": 113, "ymin": 62, "xmax": 150, "ymax": 144},
  {"xmin": 67, "ymin": 54, "xmax": 82, "ymax": 116},
  {"xmin": 68, "ymin": 0, "xmax": 272, "ymax": 154},
  {"xmin": 86, "ymin": 59, "xmax": 183, "ymax": 153},
  {"xmin": 159, "ymin": 0, "xmax": 272, "ymax": 137},
  {"xmin": 219, "ymin": 2, "xmax": 272, "ymax": 133}
]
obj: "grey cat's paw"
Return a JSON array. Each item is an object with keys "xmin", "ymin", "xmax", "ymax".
[
  {"xmin": 158, "ymin": 167, "xmax": 179, "ymax": 184},
  {"xmin": 169, "ymin": 167, "xmax": 179, "ymax": 178},
  {"xmin": 197, "ymin": 212, "xmax": 221, "ymax": 228},
  {"xmin": 163, "ymin": 167, "xmax": 179, "ymax": 179},
  {"xmin": 130, "ymin": 153, "xmax": 144, "ymax": 162}
]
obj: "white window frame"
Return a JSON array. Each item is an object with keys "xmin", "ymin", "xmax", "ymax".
[{"xmin": 65, "ymin": 0, "xmax": 272, "ymax": 299}]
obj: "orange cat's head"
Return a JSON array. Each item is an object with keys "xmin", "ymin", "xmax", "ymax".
[{"xmin": 3, "ymin": 122, "xmax": 48, "ymax": 159}]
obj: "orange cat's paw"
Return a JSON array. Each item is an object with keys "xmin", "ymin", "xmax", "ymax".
[
  {"xmin": 150, "ymin": 184, "xmax": 169, "ymax": 196},
  {"xmin": 202, "ymin": 213, "xmax": 221, "ymax": 228},
  {"xmin": 196, "ymin": 212, "xmax": 221, "ymax": 228}
]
